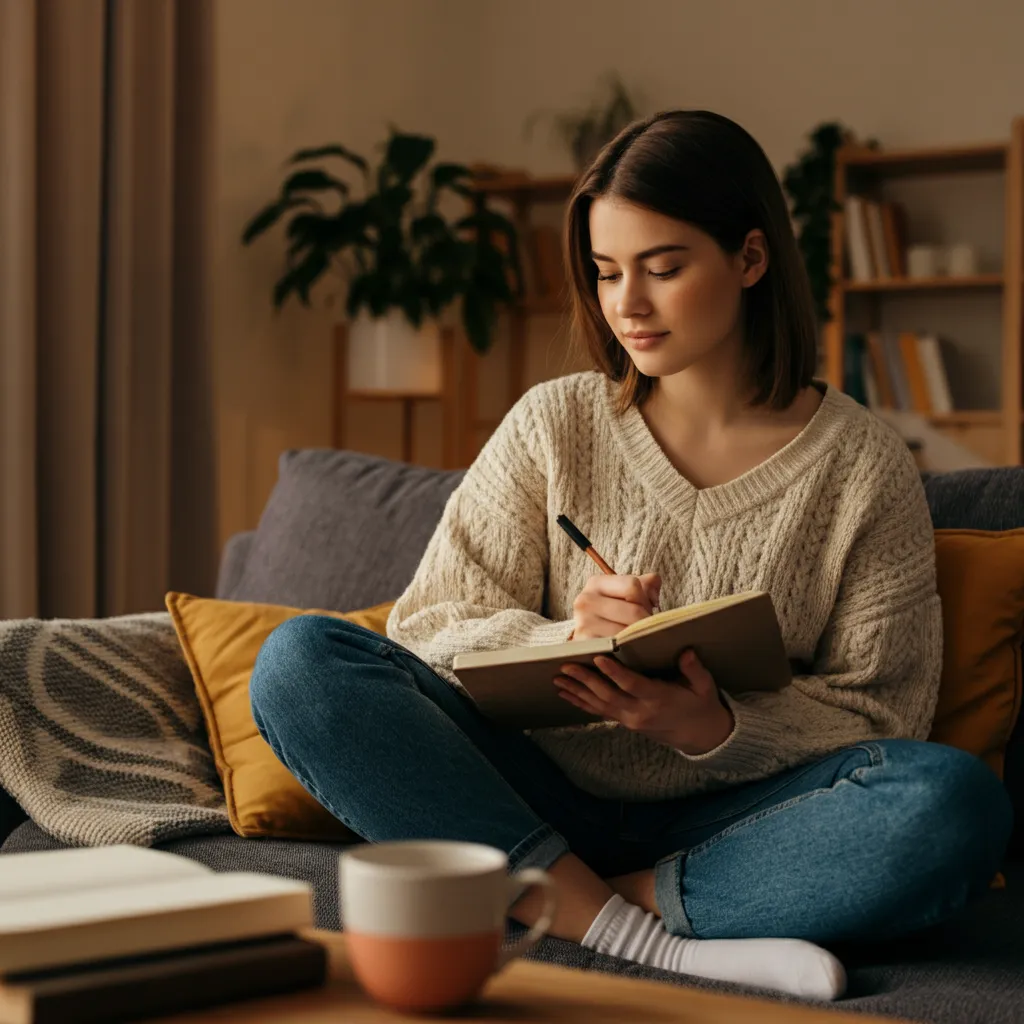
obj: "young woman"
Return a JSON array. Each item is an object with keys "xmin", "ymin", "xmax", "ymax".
[{"xmin": 250, "ymin": 110, "xmax": 1012, "ymax": 1001}]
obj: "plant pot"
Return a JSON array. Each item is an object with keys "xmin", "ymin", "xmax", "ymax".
[{"xmin": 346, "ymin": 310, "xmax": 443, "ymax": 394}]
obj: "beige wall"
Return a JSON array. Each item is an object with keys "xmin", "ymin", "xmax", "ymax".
[{"xmin": 213, "ymin": 0, "xmax": 1024, "ymax": 546}]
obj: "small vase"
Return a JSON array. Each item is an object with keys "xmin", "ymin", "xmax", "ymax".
[{"xmin": 346, "ymin": 310, "xmax": 443, "ymax": 394}]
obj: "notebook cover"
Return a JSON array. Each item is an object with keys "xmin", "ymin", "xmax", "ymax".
[
  {"xmin": 454, "ymin": 593, "xmax": 791, "ymax": 730},
  {"xmin": 0, "ymin": 934, "xmax": 326, "ymax": 1024}
]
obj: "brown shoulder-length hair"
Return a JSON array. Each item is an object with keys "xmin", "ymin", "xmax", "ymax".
[{"xmin": 565, "ymin": 110, "xmax": 818, "ymax": 414}]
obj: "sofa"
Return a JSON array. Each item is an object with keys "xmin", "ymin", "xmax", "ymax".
[{"xmin": 2, "ymin": 449, "xmax": 1022, "ymax": 1023}]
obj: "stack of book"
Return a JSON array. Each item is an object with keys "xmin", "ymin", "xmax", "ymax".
[
  {"xmin": 844, "ymin": 196, "xmax": 908, "ymax": 281},
  {"xmin": 0, "ymin": 845, "xmax": 325, "ymax": 1023},
  {"xmin": 844, "ymin": 330, "xmax": 955, "ymax": 415}
]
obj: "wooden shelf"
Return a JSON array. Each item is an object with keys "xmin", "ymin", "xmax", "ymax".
[
  {"xmin": 825, "ymin": 116, "xmax": 1024, "ymax": 466},
  {"xmin": 344, "ymin": 388, "xmax": 444, "ymax": 401},
  {"xmin": 840, "ymin": 142, "xmax": 1007, "ymax": 177},
  {"xmin": 843, "ymin": 274, "xmax": 1005, "ymax": 292},
  {"xmin": 925, "ymin": 410, "xmax": 1003, "ymax": 426}
]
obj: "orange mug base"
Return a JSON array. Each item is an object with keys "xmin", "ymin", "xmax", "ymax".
[{"xmin": 347, "ymin": 928, "xmax": 503, "ymax": 1013}]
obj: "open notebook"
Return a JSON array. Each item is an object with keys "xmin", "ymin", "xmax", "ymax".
[
  {"xmin": 452, "ymin": 590, "xmax": 791, "ymax": 729},
  {"xmin": 0, "ymin": 845, "xmax": 313, "ymax": 976}
]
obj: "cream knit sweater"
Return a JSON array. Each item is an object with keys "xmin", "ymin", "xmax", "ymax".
[{"xmin": 386, "ymin": 371, "xmax": 942, "ymax": 801}]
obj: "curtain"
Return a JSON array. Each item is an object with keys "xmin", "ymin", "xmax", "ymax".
[{"xmin": 0, "ymin": 0, "xmax": 217, "ymax": 619}]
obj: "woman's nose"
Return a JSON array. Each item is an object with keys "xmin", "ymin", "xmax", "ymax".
[{"xmin": 615, "ymin": 276, "xmax": 652, "ymax": 319}]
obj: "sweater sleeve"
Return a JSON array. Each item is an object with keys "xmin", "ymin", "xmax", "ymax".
[
  {"xmin": 385, "ymin": 390, "xmax": 576, "ymax": 684},
  {"xmin": 680, "ymin": 454, "xmax": 943, "ymax": 779}
]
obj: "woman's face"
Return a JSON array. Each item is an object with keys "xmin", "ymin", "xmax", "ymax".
[{"xmin": 588, "ymin": 197, "xmax": 765, "ymax": 379}]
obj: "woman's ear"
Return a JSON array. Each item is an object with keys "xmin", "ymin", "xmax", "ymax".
[{"xmin": 739, "ymin": 229, "xmax": 769, "ymax": 288}]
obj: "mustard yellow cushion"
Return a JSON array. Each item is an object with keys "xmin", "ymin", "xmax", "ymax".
[
  {"xmin": 928, "ymin": 529, "xmax": 1024, "ymax": 777},
  {"xmin": 165, "ymin": 592, "xmax": 395, "ymax": 841}
]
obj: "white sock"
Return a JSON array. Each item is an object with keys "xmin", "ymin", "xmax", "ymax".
[{"xmin": 581, "ymin": 895, "xmax": 845, "ymax": 1001}]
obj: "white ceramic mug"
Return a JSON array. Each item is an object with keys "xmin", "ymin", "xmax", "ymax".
[
  {"xmin": 339, "ymin": 840, "xmax": 558, "ymax": 1013},
  {"xmin": 907, "ymin": 244, "xmax": 943, "ymax": 278},
  {"xmin": 945, "ymin": 243, "xmax": 979, "ymax": 276}
]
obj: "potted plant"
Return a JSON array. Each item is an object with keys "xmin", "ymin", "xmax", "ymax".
[
  {"xmin": 524, "ymin": 72, "xmax": 639, "ymax": 172},
  {"xmin": 242, "ymin": 128, "xmax": 523, "ymax": 393},
  {"xmin": 782, "ymin": 121, "xmax": 876, "ymax": 323}
]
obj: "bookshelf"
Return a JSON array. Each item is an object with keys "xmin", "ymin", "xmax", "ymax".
[
  {"xmin": 462, "ymin": 173, "xmax": 577, "ymax": 465},
  {"xmin": 824, "ymin": 118, "xmax": 1024, "ymax": 465}
]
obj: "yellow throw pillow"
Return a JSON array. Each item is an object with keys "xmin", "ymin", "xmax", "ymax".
[
  {"xmin": 166, "ymin": 592, "xmax": 395, "ymax": 842},
  {"xmin": 928, "ymin": 529, "xmax": 1024, "ymax": 777}
]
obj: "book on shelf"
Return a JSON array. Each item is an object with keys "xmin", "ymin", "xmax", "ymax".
[
  {"xmin": 452, "ymin": 591, "xmax": 792, "ymax": 730},
  {"xmin": 0, "ymin": 934, "xmax": 327, "ymax": 1024},
  {"xmin": 0, "ymin": 845, "xmax": 314, "ymax": 977},
  {"xmin": 864, "ymin": 201, "xmax": 891, "ymax": 279},
  {"xmin": 880, "ymin": 202, "xmax": 908, "ymax": 277},
  {"xmin": 844, "ymin": 198, "xmax": 908, "ymax": 282},
  {"xmin": 844, "ymin": 196, "xmax": 874, "ymax": 282},
  {"xmin": 852, "ymin": 330, "xmax": 954, "ymax": 415}
]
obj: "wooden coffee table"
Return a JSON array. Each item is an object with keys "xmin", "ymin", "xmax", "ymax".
[{"xmin": 158, "ymin": 928, "xmax": 900, "ymax": 1023}]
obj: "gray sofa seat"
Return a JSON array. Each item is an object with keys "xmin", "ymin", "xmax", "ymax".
[{"xmin": 3, "ymin": 450, "xmax": 1022, "ymax": 1023}]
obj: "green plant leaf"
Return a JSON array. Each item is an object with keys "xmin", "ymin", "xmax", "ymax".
[
  {"xmin": 241, "ymin": 201, "xmax": 284, "ymax": 244},
  {"xmin": 428, "ymin": 162, "xmax": 471, "ymax": 206},
  {"xmin": 281, "ymin": 169, "xmax": 349, "ymax": 197},
  {"xmin": 411, "ymin": 212, "xmax": 448, "ymax": 243},
  {"xmin": 383, "ymin": 132, "xmax": 436, "ymax": 186},
  {"xmin": 289, "ymin": 144, "xmax": 368, "ymax": 174},
  {"xmin": 461, "ymin": 290, "xmax": 496, "ymax": 355}
]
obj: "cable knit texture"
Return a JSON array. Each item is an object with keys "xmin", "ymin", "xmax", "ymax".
[{"xmin": 386, "ymin": 371, "xmax": 943, "ymax": 801}]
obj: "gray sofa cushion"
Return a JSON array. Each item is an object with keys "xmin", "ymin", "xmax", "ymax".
[
  {"xmin": 216, "ymin": 530, "xmax": 255, "ymax": 599},
  {"xmin": 3, "ymin": 821, "xmax": 1021, "ymax": 1024},
  {"xmin": 228, "ymin": 450, "xmax": 465, "ymax": 612}
]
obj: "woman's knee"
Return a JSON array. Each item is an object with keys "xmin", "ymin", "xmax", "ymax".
[
  {"xmin": 885, "ymin": 740, "xmax": 1013, "ymax": 884},
  {"xmin": 249, "ymin": 615, "xmax": 376, "ymax": 724}
]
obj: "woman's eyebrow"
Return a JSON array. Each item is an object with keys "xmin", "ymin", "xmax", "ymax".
[{"xmin": 590, "ymin": 244, "xmax": 689, "ymax": 263}]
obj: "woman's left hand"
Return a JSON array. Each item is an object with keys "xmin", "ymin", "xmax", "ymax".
[{"xmin": 554, "ymin": 649, "xmax": 735, "ymax": 755}]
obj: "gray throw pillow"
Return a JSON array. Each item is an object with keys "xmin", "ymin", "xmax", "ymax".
[
  {"xmin": 0, "ymin": 613, "xmax": 230, "ymax": 847},
  {"xmin": 229, "ymin": 449, "xmax": 466, "ymax": 612}
]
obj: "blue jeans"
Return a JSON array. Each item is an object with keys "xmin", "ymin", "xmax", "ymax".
[{"xmin": 250, "ymin": 616, "xmax": 1013, "ymax": 943}]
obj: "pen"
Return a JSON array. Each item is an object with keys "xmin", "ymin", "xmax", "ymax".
[{"xmin": 556, "ymin": 514, "xmax": 616, "ymax": 575}]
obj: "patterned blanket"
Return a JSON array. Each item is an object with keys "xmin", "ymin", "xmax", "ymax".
[{"xmin": 0, "ymin": 613, "xmax": 230, "ymax": 847}]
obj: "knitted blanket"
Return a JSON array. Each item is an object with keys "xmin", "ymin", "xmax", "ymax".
[{"xmin": 0, "ymin": 612, "xmax": 230, "ymax": 847}]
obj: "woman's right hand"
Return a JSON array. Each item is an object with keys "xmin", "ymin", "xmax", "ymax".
[{"xmin": 571, "ymin": 572, "xmax": 662, "ymax": 640}]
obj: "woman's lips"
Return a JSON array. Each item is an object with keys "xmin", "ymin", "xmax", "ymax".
[{"xmin": 627, "ymin": 332, "xmax": 669, "ymax": 350}]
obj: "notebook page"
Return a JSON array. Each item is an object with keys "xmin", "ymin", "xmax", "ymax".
[
  {"xmin": 615, "ymin": 592, "xmax": 760, "ymax": 643},
  {"xmin": 0, "ymin": 845, "xmax": 211, "ymax": 904}
]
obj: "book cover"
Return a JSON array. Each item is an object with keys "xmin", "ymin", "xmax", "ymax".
[
  {"xmin": 0, "ymin": 934, "xmax": 326, "ymax": 1024},
  {"xmin": 844, "ymin": 196, "xmax": 874, "ymax": 282},
  {"xmin": 0, "ymin": 846, "xmax": 314, "ymax": 976},
  {"xmin": 452, "ymin": 592, "xmax": 791, "ymax": 730},
  {"xmin": 882, "ymin": 333, "xmax": 912, "ymax": 411},
  {"xmin": 843, "ymin": 333, "xmax": 868, "ymax": 406},
  {"xmin": 899, "ymin": 331, "xmax": 934, "ymax": 414},
  {"xmin": 864, "ymin": 201, "xmax": 891, "ymax": 279},
  {"xmin": 865, "ymin": 330, "xmax": 895, "ymax": 408},
  {"xmin": 862, "ymin": 350, "xmax": 881, "ymax": 411},
  {"xmin": 881, "ymin": 202, "xmax": 908, "ymax": 277},
  {"xmin": 916, "ymin": 334, "xmax": 955, "ymax": 414}
]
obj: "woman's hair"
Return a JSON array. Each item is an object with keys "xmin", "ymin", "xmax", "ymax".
[{"xmin": 564, "ymin": 110, "xmax": 818, "ymax": 414}]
